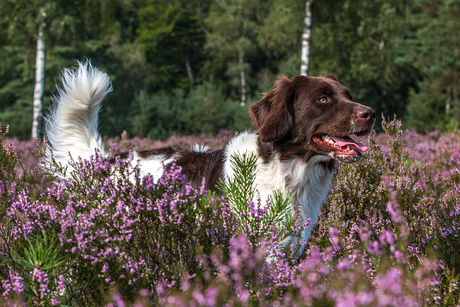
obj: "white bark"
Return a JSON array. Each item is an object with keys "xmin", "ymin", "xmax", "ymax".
[
  {"xmin": 185, "ymin": 54, "xmax": 194, "ymax": 85},
  {"xmin": 238, "ymin": 46, "xmax": 246, "ymax": 106},
  {"xmin": 446, "ymin": 87, "xmax": 451, "ymax": 114},
  {"xmin": 32, "ymin": 8, "xmax": 46, "ymax": 140},
  {"xmin": 300, "ymin": 0, "xmax": 314, "ymax": 76}
]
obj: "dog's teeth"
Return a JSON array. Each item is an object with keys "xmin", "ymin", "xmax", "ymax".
[
  {"xmin": 323, "ymin": 136, "xmax": 336, "ymax": 145},
  {"xmin": 347, "ymin": 146, "xmax": 356, "ymax": 152}
]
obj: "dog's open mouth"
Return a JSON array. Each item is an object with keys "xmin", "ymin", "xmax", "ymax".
[{"xmin": 313, "ymin": 133, "xmax": 369, "ymax": 162}]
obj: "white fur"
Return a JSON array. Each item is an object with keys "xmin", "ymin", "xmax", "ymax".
[
  {"xmin": 134, "ymin": 151, "xmax": 177, "ymax": 181},
  {"xmin": 224, "ymin": 132, "xmax": 334, "ymax": 255},
  {"xmin": 44, "ymin": 61, "xmax": 112, "ymax": 174},
  {"xmin": 190, "ymin": 144, "xmax": 210, "ymax": 153}
]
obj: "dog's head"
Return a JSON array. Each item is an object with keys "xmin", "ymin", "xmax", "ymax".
[{"xmin": 250, "ymin": 75, "xmax": 376, "ymax": 163}]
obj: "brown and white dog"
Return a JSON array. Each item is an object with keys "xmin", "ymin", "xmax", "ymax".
[{"xmin": 44, "ymin": 62, "xmax": 375, "ymax": 256}]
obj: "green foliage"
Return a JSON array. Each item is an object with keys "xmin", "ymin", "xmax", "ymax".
[
  {"xmin": 204, "ymin": 0, "xmax": 266, "ymax": 100},
  {"xmin": 218, "ymin": 153, "xmax": 258, "ymax": 240},
  {"xmin": 219, "ymin": 153, "xmax": 258, "ymax": 211},
  {"xmin": 405, "ymin": 88, "xmax": 447, "ymax": 132},
  {"xmin": 308, "ymin": 0, "xmax": 419, "ymax": 126},
  {"xmin": 20, "ymin": 233, "xmax": 67, "ymax": 272},
  {"xmin": 402, "ymin": 0, "xmax": 460, "ymax": 132},
  {"xmin": 15, "ymin": 232, "xmax": 77, "ymax": 306},
  {"xmin": 218, "ymin": 152, "xmax": 297, "ymax": 248},
  {"xmin": 257, "ymin": 0, "xmax": 304, "ymax": 59},
  {"xmin": 137, "ymin": 0, "xmax": 206, "ymax": 91},
  {"xmin": 128, "ymin": 81, "xmax": 251, "ymax": 140},
  {"xmin": 0, "ymin": 0, "xmax": 458, "ymax": 139}
]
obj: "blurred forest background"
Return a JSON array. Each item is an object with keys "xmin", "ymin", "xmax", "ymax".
[{"xmin": 0, "ymin": 0, "xmax": 459, "ymax": 140}]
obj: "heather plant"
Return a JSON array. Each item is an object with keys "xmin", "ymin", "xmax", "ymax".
[
  {"xmin": 1, "ymin": 119, "xmax": 460, "ymax": 306},
  {"xmin": 310, "ymin": 116, "xmax": 460, "ymax": 305},
  {"xmin": 149, "ymin": 130, "xmax": 446, "ymax": 306},
  {"xmin": 128, "ymin": 85, "xmax": 250, "ymax": 140},
  {"xmin": 3, "ymin": 136, "xmax": 42, "ymax": 177},
  {"xmin": 376, "ymin": 128, "xmax": 460, "ymax": 182},
  {"xmin": 0, "ymin": 125, "xmax": 44, "ymax": 223},
  {"xmin": 127, "ymin": 219, "xmax": 438, "ymax": 307},
  {"xmin": 1, "ymin": 146, "xmax": 238, "ymax": 304}
]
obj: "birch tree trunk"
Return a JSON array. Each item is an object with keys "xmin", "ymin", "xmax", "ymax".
[
  {"xmin": 300, "ymin": 0, "xmax": 314, "ymax": 76},
  {"xmin": 238, "ymin": 46, "xmax": 246, "ymax": 106},
  {"xmin": 185, "ymin": 54, "xmax": 194, "ymax": 85},
  {"xmin": 32, "ymin": 8, "xmax": 46, "ymax": 140}
]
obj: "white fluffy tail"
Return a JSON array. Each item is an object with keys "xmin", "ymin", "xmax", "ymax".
[{"xmin": 44, "ymin": 61, "xmax": 112, "ymax": 173}]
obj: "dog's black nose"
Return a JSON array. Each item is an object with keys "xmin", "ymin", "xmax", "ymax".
[{"xmin": 357, "ymin": 107, "xmax": 376, "ymax": 121}]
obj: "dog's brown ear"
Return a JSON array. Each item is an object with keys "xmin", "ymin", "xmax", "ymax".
[
  {"xmin": 249, "ymin": 76, "xmax": 295, "ymax": 143},
  {"xmin": 323, "ymin": 74, "xmax": 339, "ymax": 82}
]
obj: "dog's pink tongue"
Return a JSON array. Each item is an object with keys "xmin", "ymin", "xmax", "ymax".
[{"xmin": 330, "ymin": 136, "xmax": 368, "ymax": 152}]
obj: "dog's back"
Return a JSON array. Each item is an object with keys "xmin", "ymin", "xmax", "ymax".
[{"xmin": 44, "ymin": 62, "xmax": 225, "ymax": 189}]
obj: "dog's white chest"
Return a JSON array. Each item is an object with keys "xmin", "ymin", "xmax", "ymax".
[{"xmin": 224, "ymin": 132, "xmax": 334, "ymax": 254}]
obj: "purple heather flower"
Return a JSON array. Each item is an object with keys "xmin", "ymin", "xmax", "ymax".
[
  {"xmin": 112, "ymin": 293, "xmax": 126, "ymax": 307},
  {"xmin": 1, "ymin": 279, "xmax": 12, "ymax": 296},
  {"xmin": 32, "ymin": 268, "xmax": 48, "ymax": 285},
  {"xmin": 51, "ymin": 298, "xmax": 60, "ymax": 305},
  {"xmin": 395, "ymin": 251, "xmax": 405, "ymax": 263},
  {"xmin": 386, "ymin": 193, "xmax": 402, "ymax": 223},
  {"xmin": 2, "ymin": 121, "xmax": 458, "ymax": 305},
  {"xmin": 329, "ymin": 227, "xmax": 341, "ymax": 250},
  {"xmin": 12, "ymin": 274, "xmax": 24, "ymax": 295}
]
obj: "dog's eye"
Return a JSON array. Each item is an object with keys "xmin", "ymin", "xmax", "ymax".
[{"xmin": 317, "ymin": 97, "xmax": 328, "ymax": 103}]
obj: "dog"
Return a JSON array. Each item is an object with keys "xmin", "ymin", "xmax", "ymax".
[{"xmin": 44, "ymin": 62, "xmax": 375, "ymax": 256}]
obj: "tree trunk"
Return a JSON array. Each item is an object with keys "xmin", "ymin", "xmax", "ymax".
[
  {"xmin": 300, "ymin": 0, "xmax": 314, "ymax": 76},
  {"xmin": 238, "ymin": 46, "xmax": 246, "ymax": 106},
  {"xmin": 446, "ymin": 86, "xmax": 451, "ymax": 114},
  {"xmin": 32, "ymin": 8, "xmax": 46, "ymax": 140},
  {"xmin": 450, "ymin": 75, "xmax": 459, "ymax": 115},
  {"xmin": 185, "ymin": 54, "xmax": 194, "ymax": 85}
]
